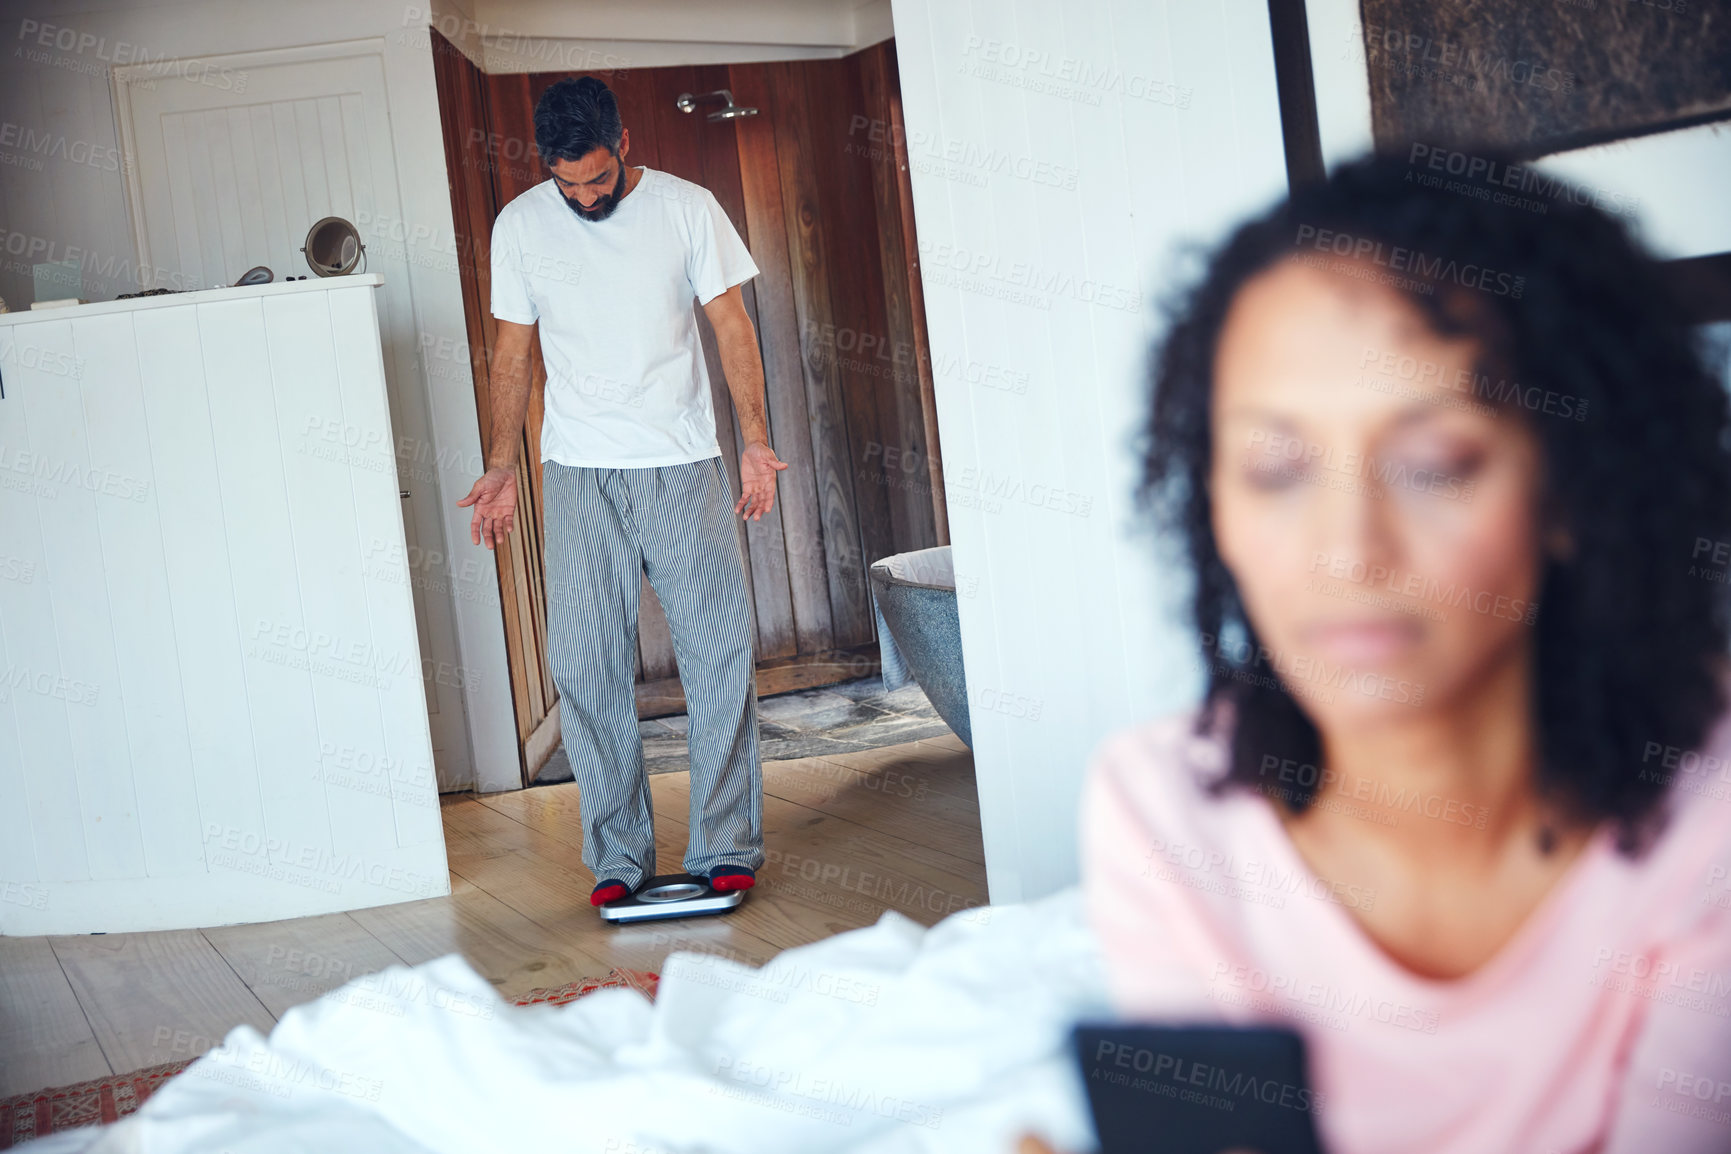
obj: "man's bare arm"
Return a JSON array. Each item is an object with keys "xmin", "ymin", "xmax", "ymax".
[
  {"xmin": 485, "ymin": 319, "xmax": 536, "ymax": 471},
  {"xmin": 456, "ymin": 318, "xmax": 535, "ymax": 549},
  {"xmin": 703, "ymin": 286, "xmax": 769, "ymax": 445},
  {"xmin": 702, "ymin": 285, "xmax": 788, "ymax": 520}
]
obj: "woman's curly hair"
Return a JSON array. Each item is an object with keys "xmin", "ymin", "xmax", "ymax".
[{"xmin": 1135, "ymin": 152, "xmax": 1731, "ymax": 850}]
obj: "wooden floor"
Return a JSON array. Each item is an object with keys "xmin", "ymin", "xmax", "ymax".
[{"xmin": 0, "ymin": 734, "xmax": 982, "ymax": 1098}]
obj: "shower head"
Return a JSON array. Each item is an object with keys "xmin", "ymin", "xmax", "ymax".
[{"xmin": 675, "ymin": 89, "xmax": 759, "ymax": 122}]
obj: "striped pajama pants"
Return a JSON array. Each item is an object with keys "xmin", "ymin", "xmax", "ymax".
[{"xmin": 542, "ymin": 455, "xmax": 763, "ymax": 891}]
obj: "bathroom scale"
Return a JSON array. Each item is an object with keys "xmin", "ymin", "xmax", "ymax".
[
  {"xmin": 596, "ymin": 873, "xmax": 745, "ymax": 924},
  {"xmin": 1073, "ymin": 1023, "xmax": 1325, "ymax": 1154}
]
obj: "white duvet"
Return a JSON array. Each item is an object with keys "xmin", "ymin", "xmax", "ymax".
[{"xmin": 28, "ymin": 888, "xmax": 1110, "ymax": 1154}]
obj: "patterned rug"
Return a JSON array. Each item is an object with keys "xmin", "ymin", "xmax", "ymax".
[{"xmin": 0, "ymin": 968, "xmax": 659, "ymax": 1149}]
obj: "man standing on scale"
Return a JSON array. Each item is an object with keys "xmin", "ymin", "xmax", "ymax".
[{"xmin": 459, "ymin": 76, "xmax": 785, "ymax": 908}]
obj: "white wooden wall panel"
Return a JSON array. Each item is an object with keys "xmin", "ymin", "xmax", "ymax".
[
  {"xmin": 0, "ymin": 276, "xmax": 448, "ymax": 935},
  {"xmin": 135, "ymin": 307, "xmax": 273, "ymax": 875},
  {"xmin": 80, "ymin": 311, "xmax": 208, "ymax": 879},
  {"xmin": 201, "ymin": 296, "xmax": 333, "ymax": 863},
  {"xmin": 330, "ymin": 293, "xmax": 446, "ymax": 851},
  {"xmin": 0, "ymin": 322, "xmax": 93, "ymax": 885},
  {"xmin": 19, "ymin": 317, "xmax": 150, "ymax": 883},
  {"xmin": 0, "ymin": 614, "xmax": 32, "ymax": 884},
  {"xmin": 262, "ymin": 291, "xmax": 398, "ymax": 862},
  {"xmin": 888, "ymin": 0, "xmax": 1290, "ymax": 901}
]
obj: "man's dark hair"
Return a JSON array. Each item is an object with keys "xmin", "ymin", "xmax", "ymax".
[
  {"xmin": 534, "ymin": 76, "xmax": 623, "ymax": 167},
  {"xmin": 1136, "ymin": 152, "xmax": 1731, "ymax": 851}
]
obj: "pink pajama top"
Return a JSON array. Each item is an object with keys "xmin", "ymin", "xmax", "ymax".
[{"xmin": 1079, "ymin": 710, "xmax": 1731, "ymax": 1154}]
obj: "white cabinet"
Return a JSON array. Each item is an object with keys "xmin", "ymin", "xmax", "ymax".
[{"xmin": 0, "ymin": 273, "xmax": 449, "ymax": 934}]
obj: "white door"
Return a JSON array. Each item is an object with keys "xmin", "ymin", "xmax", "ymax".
[{"xmin": 114, "ymin": 40, "xmax": 475, "ymax": 789}]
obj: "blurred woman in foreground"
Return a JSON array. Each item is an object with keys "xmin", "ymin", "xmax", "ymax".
[{"xmin": 1053, "ymin": 156, "xmax": 1731, "ymax": 1153}]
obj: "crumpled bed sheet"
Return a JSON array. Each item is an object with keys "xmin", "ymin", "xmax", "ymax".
[{"xmin": 25, "ymin": 887, "xmax": 1110, "ymax": 1154}]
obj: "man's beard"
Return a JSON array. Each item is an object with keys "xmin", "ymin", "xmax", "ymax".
[{"xmin": 564, "ymin": 162, "xmax": 627, "ymax": 222}]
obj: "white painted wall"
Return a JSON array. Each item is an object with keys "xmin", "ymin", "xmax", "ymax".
[
  {"xmin": 1303, "ymin": 0, "xmax": 1375, "ymax": 170},
  {"xmin": 889, "ymin": 0, "xmax": 1290, "ymax": 901},
  {"xmin": 1537, "ymin": 124, "xmax": 1731, "ymax": 261}
]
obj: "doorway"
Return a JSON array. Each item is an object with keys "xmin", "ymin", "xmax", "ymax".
[{"xmin": 432, "ymin": 39, "xmax": 949, "ymax": 786}]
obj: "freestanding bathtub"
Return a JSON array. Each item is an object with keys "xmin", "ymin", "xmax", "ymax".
[{"xmin": 867, "ymin": 546, "xmax": 972, "ymax": 748}]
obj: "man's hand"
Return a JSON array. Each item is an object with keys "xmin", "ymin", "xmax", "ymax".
[
  {"xmin": 737, "ymin": 441, "xmax": 789, "ymax": 521},
  {"xmin": 704, "ymin": 287, "xmax": 781, "ymax": 521},
  {"xmin": 458, "ymin": 466, "xmax": 518, "ymax": 549}
]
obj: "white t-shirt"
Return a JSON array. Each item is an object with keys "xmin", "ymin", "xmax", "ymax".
[{"xmin": 488, "ymin": 166, "xmax": 760, "ymax": 467}]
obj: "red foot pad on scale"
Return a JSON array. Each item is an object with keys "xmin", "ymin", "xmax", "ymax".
[
  {"xmin": 708, "ymin": 867, "xmax": 756, "ymax": 892},
  {"xmin": 590, "ymin": 880, "xmax": 632, "ymax": 906}
]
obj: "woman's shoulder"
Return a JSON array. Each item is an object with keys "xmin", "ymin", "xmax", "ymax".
[
  {"xmin": 1618, "ymin": 706, "xmax": 1731, "ymax": 912},
  {"xmin": 1089, "ymin": 706, "xmax": 1228, "ymax": 784},
  {"xmin": 1083, "ymin": 706, "xmax": 1244, "ymax": 841},
  {"xmin": 1647, "ymin": 704, "xmax": 1731, "ymax": 822}
]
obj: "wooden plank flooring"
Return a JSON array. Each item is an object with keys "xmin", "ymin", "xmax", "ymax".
[
  {"xmin": 0, "ymin": 937, "xmax": 107, "ymax": 1097},
  {"xmin": 0, "ymin": 734, "xmax": 980, "ymax": 1096},
  {"xmin": 48, "ymin": 931, "xmax": 276, "ymax": 1076}
]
